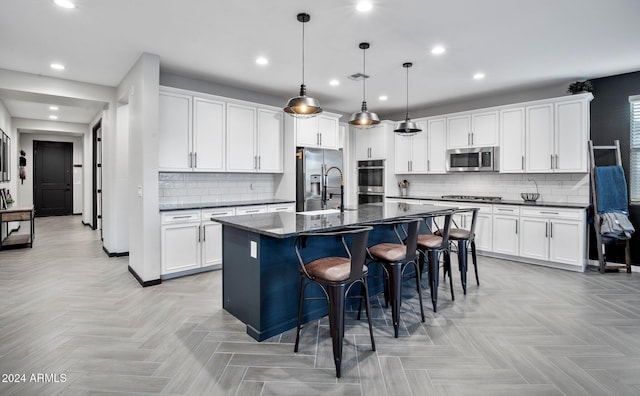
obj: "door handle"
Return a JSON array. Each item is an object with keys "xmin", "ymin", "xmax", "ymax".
[
  {"xmin": 545, "ymin": 223, "xmax": 548, "ymax": 238},
  {"xmin": 194, "ymin": 152, "xmax": 198, "ymax": 168},
  {"xmin": 258, "ymin": 156, "xmax": 261, "ymax": 170},
  {"xmin": 203, "ymin": 225, "xmax": 206, "ymax": 242},
  {"xmin": 550, "ymin": 222, "xmax": 553, "ymax": 238},
  {"xmin": 189, "ymin": 152, "xmax": 193, "ymax": 168},
  {"xmin": 515, "ymin": 219, "xmax": 518, "ymax": 234},
  {"xmin": 522, "ymin": 156, "xmax": 525, "ymax": 170},
  {"xmin": 555, "ymin": 154, "xmax": 559, "ymax": 169},
  {"xmin": 198, "ymin": 225, "xmax": 201, "ymax": 242}
]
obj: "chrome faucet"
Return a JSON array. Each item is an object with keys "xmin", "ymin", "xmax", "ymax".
[{"xmin": 322, "ymin": 166, "xmax": 344, "ymax": 212}]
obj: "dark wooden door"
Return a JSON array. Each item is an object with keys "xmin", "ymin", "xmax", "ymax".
[{"xmin": 33, "ymin": 141, "xmax": 73, "ymax": 216}]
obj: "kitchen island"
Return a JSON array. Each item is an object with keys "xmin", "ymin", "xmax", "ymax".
[{"xmin": 214, "ymin": 202, "xmax": 454, "ymax": 341}]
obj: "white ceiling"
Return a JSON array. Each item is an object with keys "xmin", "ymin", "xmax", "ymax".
[{"xmin": 1, "ymin": 0, "xmax": 639, "ymax": 125}]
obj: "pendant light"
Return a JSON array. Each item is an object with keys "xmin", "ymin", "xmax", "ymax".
[
  {"xmin": 284, "ymin": 13, "xmax": 323, "ymax": 118},
  {"xmin": 394, "ymin": 62, "xmax": 422, "ymax": 135},
  {"xmin": 348, "ymin": 42, "xmax": 380, "ymax": 128}
]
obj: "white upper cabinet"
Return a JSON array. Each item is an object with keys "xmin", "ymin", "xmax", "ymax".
[
  {"xmin": 555, "ymin": 99, "xmax": 588, "ymax": 172},
  {"xmin": 395, "ymin": 122, "xmax": 427, "ymax": 173},
  {"xmin": 355, "ymin": 123, "xmax": 388, "ymax": 160},
  {"xmin": 447, "ymin": 115, "xmax": 471, "ymax": 149},
  {"xmin": 159, "ymin": 92, "xmax": 192, "ymax": 171},
  {"xmin": 426, "ymin": 118, "xmax": 447, "ymax": 173},
  {"xmin": 526, "ymin": 103, "xmax": 555, "ymax": 173},
  {"xmin": 159, "ymin": 87, "xmax": 284, "ymax": 174},
  {"xmin": 227, "ymin": 104, "xmax": 283, "ymax": 173},
  {"xmin": 159, "ymin": 91, "xmax": 226, "ymax": 172},
  {"xmin": 446, "ymin": 111, "xmax": 497, "ymax": 149},
  {"xmin": 256, "ymin": 109, "xmax": 284, "ymax": 172},
  {"xmin": 525, "ymin": 95, "xmax": 591, "ymax": 173},
  {"xmin": 295, "ymin": 113, "xmax": 341, "ymax": 149},
  {"xmin": 499, "ymin": 107, "xmax": 526, "ymax": 173},
  {"xmin": 226, "ymin": 103, "xmax": 257, "ymax": 172},
  {"xmin": 193, "ymin": 97, "xmax": 225, "ymax": 171}
]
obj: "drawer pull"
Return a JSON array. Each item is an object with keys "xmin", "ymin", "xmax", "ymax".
[
  {"xmin": 171, "ymin": 215, "xmax": 194, "ymax": 219},
  {"xmin": 540, "ymin": 211, "xmax": 559, "ymax": 215},
  {"xmin": 245, "ymin": 210, "xmax": 260, "ymax": 213}
]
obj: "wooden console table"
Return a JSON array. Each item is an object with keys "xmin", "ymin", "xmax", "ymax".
[{"xmin": 0, "ymin": 206, "xmax": 35, "ymax": 250}]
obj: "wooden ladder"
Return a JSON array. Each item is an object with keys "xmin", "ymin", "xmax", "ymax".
[{"xmin": 588, "ymin": 140, "xmax": 632, "ymax": 273}]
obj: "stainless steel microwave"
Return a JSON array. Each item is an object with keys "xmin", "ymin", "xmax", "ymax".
[{"xmin": 446, "ymin": 147, "xmax": 499, "ymax": 172}]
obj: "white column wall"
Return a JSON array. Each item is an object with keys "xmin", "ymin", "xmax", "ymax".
[{"xmin": 115, "ymin": 53, "xmax": 160, "ymax": 282}]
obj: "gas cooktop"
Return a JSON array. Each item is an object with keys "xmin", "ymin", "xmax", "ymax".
[{"xmin": 441, "ymin": 195, "xmax": 503, "ymax": 202}]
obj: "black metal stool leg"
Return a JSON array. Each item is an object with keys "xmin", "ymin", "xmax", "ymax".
[
  {"xmin": 327, "ymin": 284, "xmax": 346, "ymax": 378},
  {"xmin": 445, "ymin": 251, "xmax": 454, "ymax": 301},
  {"xmin": 471, "ymin": 240, "xmax": 479, "ymax": 286},
  {"xmin": 387, "ymin": 262, "xmax": 403, "ymax": 338},
  {"xmin": 361, "ymin": 278, "xmax": 376, "ymax": 351},
  {"xmin": 457, "ymin": 240, "xmax": 468, "ymax": 295},
  {"xmin": 428, "ymin": 249, "xmax": 439, "ymax": 312},
  {"xmin": 294, "ymin": 276, "xmax": 306, "ymax": 353}
]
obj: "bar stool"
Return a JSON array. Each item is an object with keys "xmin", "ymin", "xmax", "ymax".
[
  {"xmin": 414, "ymin": 209, "xmax": 455, "ymax": 312},
  {"xmin": 293, "ymin": 226, "xmax": 375, "ymax": 378},
  {"xmin": 443, "ymin": 208, "xmax": 480, "ymax": 294},
  {"xmin": 366, "ymin": 218, "xmax": 421, "ymax": 338}
]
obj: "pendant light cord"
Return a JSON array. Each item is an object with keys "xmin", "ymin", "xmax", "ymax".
[
  {"xmin": 362, "ymin": 47, "xmax": 366, "ymax": 101},
  {"xmin": 405, "ymin": 66, "xmax": 410, "ymax": 119},
  {"xmin": 301, "ymin": 19, "xmax": 305, "ymax": 85}
]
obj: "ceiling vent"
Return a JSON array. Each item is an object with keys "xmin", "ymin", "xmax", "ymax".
[{"xmin": 348, "ymin": 73, "xmax": 370, "ymax": 81}]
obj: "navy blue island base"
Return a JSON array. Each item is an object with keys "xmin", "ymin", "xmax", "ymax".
[{"xmin": 215, "ymin": 202, "xmax": 453, "ymax": 341}]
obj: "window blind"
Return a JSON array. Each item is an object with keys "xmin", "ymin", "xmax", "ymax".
[{"xmin": 631, "ymin": 96, "xmax": 640, "ymax": 203}]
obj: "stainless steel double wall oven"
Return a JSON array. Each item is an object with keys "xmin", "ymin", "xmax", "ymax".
[{"xmin": 357, "ymin": 159, "xmax": 384, "ymax": 204}]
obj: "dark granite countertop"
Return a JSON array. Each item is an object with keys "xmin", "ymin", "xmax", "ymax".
[
  {"xmin": 213, "ymin": 202, "xmax": 458, "ymax": 238},
  {"xmin": 386, "ymin": 195, "xmax": 589, "ymax": 209},
  {"xmin": 159, "ymin": 199, "xmax": 295, "ymax": 212}
]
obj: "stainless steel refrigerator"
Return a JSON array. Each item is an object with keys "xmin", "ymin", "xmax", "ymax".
[{"xmin": 296, "ymin": 147, "xmax": 343, "ymax": 212}]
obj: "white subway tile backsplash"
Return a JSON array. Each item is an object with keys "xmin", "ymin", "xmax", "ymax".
[
  {"xmin": 398, "ymin": 172, "xmax": 589, "ymax": 204},
  {"xmin": 159, "ymin": 172, "xmax": 276, "ymax": 205}
]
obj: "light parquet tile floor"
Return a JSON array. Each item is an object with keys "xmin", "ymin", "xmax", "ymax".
[{"xmin": 1, "ymin": 216, "xmax": 640, "ymax": 395}]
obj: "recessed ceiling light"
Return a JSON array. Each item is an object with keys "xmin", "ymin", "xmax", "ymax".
[
  {"xmin": 473, "ymin": 72, "xmax": 485, "ymax": 80},
  {"xmin": 49, "ymin": 106, "xmax": 59, "ymax": 111},
  {"xmin": 356, "ymin": 1, "xmax": 373, "ymax": 12},
  {"xmin": 49, "ymin": 115, "xmax": 58, "ymax": 120},
  {"xmin": 50, "ymin": 63, "xmax": 65, "ymax": 70},
  {"xmin": 378, "ymin": 95, "xmax": 388, "ymax": 101},
  {"xmin": 54, "ymin": 0, "xmax": 75, "ymax": 9},
  {"xmin": 255, "ymin": 57, "xmax": 268, "ymax": 65},
  {"xmin": 329, "ymin": 79, "xmax": 340, "ymax": 86},
  {"xmin": 431, "ymin": 45, "xmax": 446, "ymax": 55}
]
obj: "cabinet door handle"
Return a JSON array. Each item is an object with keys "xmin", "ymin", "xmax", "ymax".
[
  {"xmin": 471, "ymin": 132, "xmax": 474, "ymax": 146},
  {"xmin": 540, "ymin": 211, "xmax": 559, "ymax": 215},
  {"xmin": 203, "ymin": 225, "xmax": 206, "ymax": 242},
  {"xmin": 258, "ymin": 156, "xmax": 261, "ymax": 170},
  {"xmin": 468, "ymin": 133, "xmax": 471, "ymax": 146},
  {"xmin": 522, "ymin": 156, "xmax": 525, "ymax": 170},
  {"xmin": 550, "ymin": 155, "xmax": 554, "ymax": 169},
  {"xmin": 550, "ymin": 222, "xmax": 553, "ymax": 238},
  {"xmin": 194, "ymin": 152, "xmax": 198, "ymax": 168},
  {"xmin": 189, "ymin": 152, "xmax": 193, "ymax": 168},
  {"xmin": 545, "ymin": 223, "xmax": 548, "ymax": 238},
  {"xmin": 198, "ymin": 225, "xmax": 201, "ymax": 242},
  {"xmin": 254, "ymin": 156, "xmax": 257, "ymax": 169},
  {"xmin": 427, "ymin": 160, "xmax": 430, "ymax": 172},
  {"xmin": 555, "ymin": 154, "xmax": 559, "ymax": 169},
  {"xmin": 515, "ymin": 219, "xmax": 518, "ymax": 234},
  {"xmin": 245, "ymin": 209, "xmax": 260, "ymax": 214}
]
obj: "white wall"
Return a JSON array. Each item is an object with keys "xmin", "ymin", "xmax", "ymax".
[
  {"xmin": 115, "ymin": 53, "xmax": 160, "ymax": 282},
  {"xmin": 17, "ymin": 132, "xmax": 84, "ymax": 210},
  {"xmin": 0, "ymin": 100, "xmax": 16, "ymax": 239}
]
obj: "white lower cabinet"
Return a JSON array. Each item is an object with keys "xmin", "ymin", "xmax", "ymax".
[
  {"xmin": 202, "ymin": 208, "xmax": 236, "ymax": 269},
  {"xmin": 518, "ymin": 207, "xmax": 585, "ymax": 269},
  {"xmin": 453, "ymin": 203, "xmax": 493, "ymax": 252},
  {"xmin": 492, "ymin": 205, "xmax": 520, "ymax": 256},
  {"xmin": 161, "ymin": 211, "xmax": 202, "ymax": 275},
  {"xmin": 162, "ymin": 209, "xmax": 234, "ymax": 277}
]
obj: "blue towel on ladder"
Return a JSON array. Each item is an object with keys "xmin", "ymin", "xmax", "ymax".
[{"xmin": 594, "ymin": 165, "xmax": 629, "ymax": 214}]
